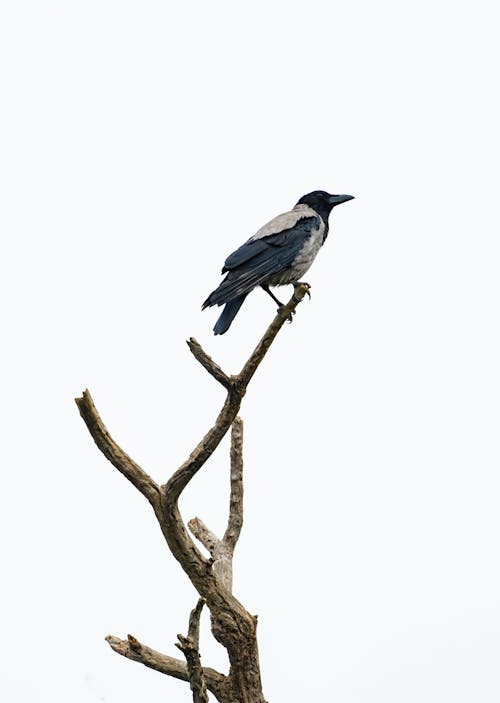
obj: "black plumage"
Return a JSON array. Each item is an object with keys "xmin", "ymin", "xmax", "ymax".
[{"xmin": 203, "ymin": 190, "xmax": 354, "ymax": 334}]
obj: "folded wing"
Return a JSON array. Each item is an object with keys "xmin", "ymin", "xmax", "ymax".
[{"xmin": 203, "ymin": 215, "xmax": 320, "ymax": 308}]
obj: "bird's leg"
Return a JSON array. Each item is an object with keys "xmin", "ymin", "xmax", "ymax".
[
  {"xmin": 261, "ymin": 284, "xmax": 295, "ymax": 323},
  {"xmin": 261, "ymin": 284, "xmax": 284, "ymax": 307},
  {"xmin": 293, "ymin": 282, "xmax": 312, "ymax": 299}
]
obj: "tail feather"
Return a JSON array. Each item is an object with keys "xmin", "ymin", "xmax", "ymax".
[{"xmin": 213, "ymin": 295, "xmax": 247, "ymax": 335}]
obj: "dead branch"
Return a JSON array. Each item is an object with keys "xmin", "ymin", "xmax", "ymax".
[
  {"xmin": 188, "ymin": 417, "xmax": 244, "ymax": 592},
  {"xmin": 75, "ymin": 390, "xmax": 160, "ymax": 510},
  {"xmin": 186, "ymin": 338, "xmax": 232, "ymax": 390},
  {"xmin": 176, "ymin": 599, "xmax": 209, "ymax": 703},
  {"xmin": 188, "ymin": 517, "xmax": 219, "ymax": 556},
  {"xmin": 224, "ymin": 417, "xmax": 244, "ymax": 550},
  {"xmin": 187, "ymin": 599, "xmax": 205, "ymax": 649},
  {"xmin": 77, "ymin": 284, "xmax": 311, "ymax": 703},
  {"xmin": 160, "ymin": 285, "xmax": 310, "ymax": 584},
  {"xmin": 106, "ymin": 633, "xmax": 227, "ymax": 702}
]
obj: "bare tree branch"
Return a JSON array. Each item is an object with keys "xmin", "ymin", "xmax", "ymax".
[
  {"xmin": 187, "ymin": 338, "xmax": 232, "ymax": 390},
  {"xmin": 223, "ymin": 417, "xmax": 244, "ymax": 551},
  {"xmin": 211, "ymin": 548, "xmax": 233, "ymax": 593},
  {"xmin": 160, "ymin": 285, "xmax": 311, "ymax": 596},
  {"xmin": 187, "ymin": 417, "xmax": 244, "ymax": 593},
  {"xmin": 187, "ymin": 598, "xmax": 205, "ymax": 649},
  {"xmin": 75, "ymin": 390, "xmax": 160, "ymax": 510},
  {"xmin": 78, "ymin": 283, "xmax": 311, "ymax": 703},
  {"xmin": 176, "ymin": 599, "xmax": 209, "ymax": 703},
  {"xmin": 237, "ymin": 283, "xmax": 310, "ymax": 389},
  {"xmin": 105, "ymin": 634, "xmax": 227, "ymax": 701},
  {"xmin": 188, "ymin": 518, "xmax": 220, "ymax": 556}
]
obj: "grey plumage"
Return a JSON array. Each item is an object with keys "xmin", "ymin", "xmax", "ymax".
[{"xmin": 203, "ymin": 190, "xmax": 354, "ymax": 334}]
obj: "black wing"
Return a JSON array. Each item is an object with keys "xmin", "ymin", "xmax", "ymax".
[
  {"xmin": 203, "ymin": 216, "xmax": 319, "ymax": 307},
  {"xmin": 222, "ymin": 215, "xmax": 319, "ymax": 272}
]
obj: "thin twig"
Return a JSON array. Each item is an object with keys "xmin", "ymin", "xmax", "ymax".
[
  {"xmin": 176, "ymin": 599, "xmax": 209, "ymax": 703},
  {"xmin": 187, "ymin": 598, "xmax": 205, "ymax": 648},
  {"xmin": 187, "ymin": 338, "xmax": 232, "ymax": 390}
]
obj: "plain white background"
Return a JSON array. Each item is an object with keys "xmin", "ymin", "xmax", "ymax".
[{"xmin": 1, "ymin": 1, "xmax": 499, "ymax": 701}]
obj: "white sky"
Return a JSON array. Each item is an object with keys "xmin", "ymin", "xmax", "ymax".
[{"xmin": 1, "ymin": 1, "xmax": 499, "ymax": 701}]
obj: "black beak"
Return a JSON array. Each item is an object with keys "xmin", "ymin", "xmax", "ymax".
[{"xmin": 328, "ymin": 194, "xmax": 355, "ymax": 206}]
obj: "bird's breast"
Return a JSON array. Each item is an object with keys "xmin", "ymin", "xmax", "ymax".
[{"xmin": 268, "ymin": 222, "xmax": 326, "ymax": 286}]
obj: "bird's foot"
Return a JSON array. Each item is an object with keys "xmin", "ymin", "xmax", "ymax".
[
  {"xmin": 293, "ymin": 282, "xmax": 312, "ymax": 300},
  {"xmin": 278, "ymin": 304, "xmax": 296, "ymax": 323}
]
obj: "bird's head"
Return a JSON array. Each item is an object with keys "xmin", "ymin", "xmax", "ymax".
[{"xmin": 297, "ymin": 190, "xmax": 354, "ymax": 221}]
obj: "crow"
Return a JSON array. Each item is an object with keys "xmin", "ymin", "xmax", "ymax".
[{"xmin": 203, "ymin": 190, "xmax": 354, "ymax": 334}]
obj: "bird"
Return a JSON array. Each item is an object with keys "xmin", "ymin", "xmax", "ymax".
[{"xmin": 202, "ymin": 190, "xmax": 354, "ymax": 335}]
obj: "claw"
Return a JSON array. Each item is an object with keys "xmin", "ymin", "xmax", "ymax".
[
  {"xmin": 278, "ymin": 305, "xmax": 295, "ymax": 323},
  {"xmin": 293, "ymin": 282, "xmax": 311, "ymax": 299}
]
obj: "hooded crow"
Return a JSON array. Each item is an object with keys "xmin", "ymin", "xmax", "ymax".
[{"xmin": 203, "ymin": 190, "xmax": 354, "ymax": 335}]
